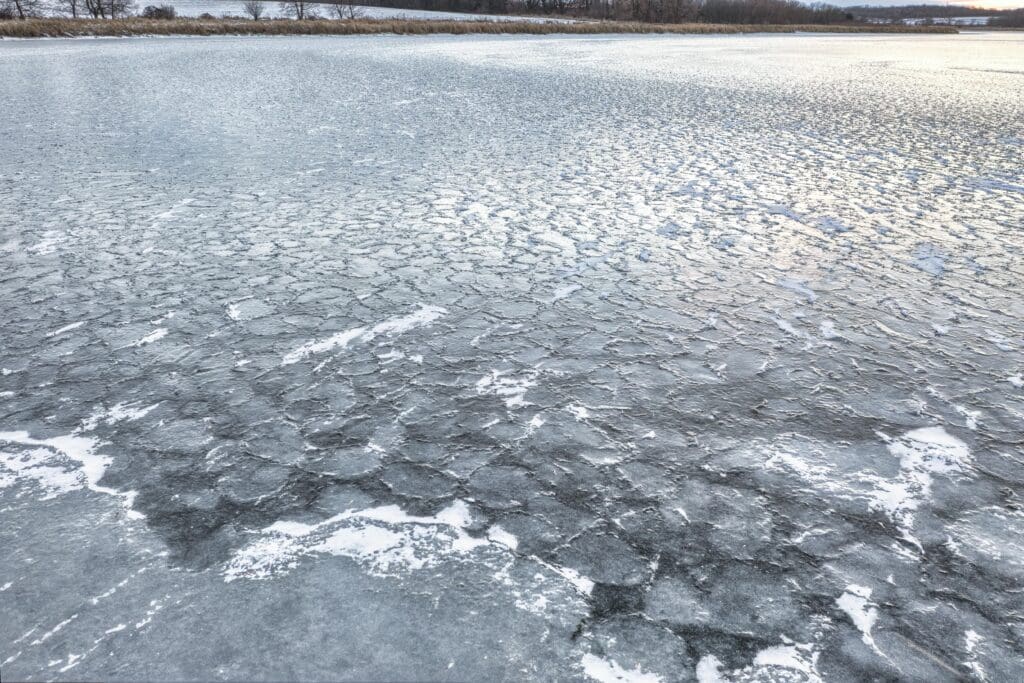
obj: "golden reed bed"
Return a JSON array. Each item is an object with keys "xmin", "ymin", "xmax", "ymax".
[{"xmin": 0, "ymin": 17, "xmax": 959, "ymax": 38}]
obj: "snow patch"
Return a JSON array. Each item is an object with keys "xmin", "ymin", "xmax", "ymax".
[
  {"xmin": 696, "ymin": 644, "xmax": 822, "ymax": 683},
  {"xmin": 767, "ymin": 427, "xmax": 972, "ymax": 548},
  {"xmin": 548, "ymin": 283, "xmax": 582, "ymax": 303},
  {"xmin": 131, "ymin": 328, "xmax": 167, "ymax": 347},
  {"xmin": 46, "ymin": 321, "xmax": 85, "ymax": 338},
  {"xmin": 28, "ymin": 232, "xmax": 63, "ymax": 255},
  {"xmin": 282, "ymin": 304, "xmax": 446, "ymax": 365},
  {"xmin": 0, "ymin": 402, "xmax": 159, "ymax": 515},
  {"xmin": 751, "ymin": 644, "xmax": 822, "ymax": 681},
  {"xmin": 529, "ymin": 556, "xmax": 595, "ymax": 595},
  {"xmin": 953, "ymin": 404, "xmax": 981, "ymax": 430},
  {"xmin": 964, "ymin": 630, "xmax": 986, "ymax": 680},
  {"xmin": 224, "ymin": 500, "xmax": 513, "ymax": 582},
  {"xmin": 695, "ymin": 655, "xmax": 726, "ymax": 683},
  {"xmin": 567, "ymin": 404, "xmax": 591, "ymax": 420},
  {"xmin": 487, "ymin": 525, "xmax": 519, "ymax": 550},
  {"xmin": 580, "ymin": 653, "xmax": 662, "ymax": 683},
  {"xmin": 836, "ymin": 585, "xmax": 881, "ymax": 654},
  {"xmin": 81, "ymin": 402, "xmax": 160, "ymax": 432},
  {"xmin": 872, "ymin": 427, "xmax": 971, "ymax": 543},
  {"xmin": 0, "ymin": 431, "xmax": 141, "ymax": 518},
  {"xmin": 819, "ymin": 320, "xmax": 842, "ymax": 340},
  {"xmin": 476, "ymin": 369, "xmax": 538, "ymax": 409}
]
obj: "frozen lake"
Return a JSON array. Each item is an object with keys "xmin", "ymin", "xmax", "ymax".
[{"xmin": 1, "ymin": 32, "xmax": 1022, "ymax": 681}]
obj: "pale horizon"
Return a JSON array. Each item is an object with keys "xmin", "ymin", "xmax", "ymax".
[{"xmin": 829, "ymin": 0, "xmax": 1022, "ymax": 9}]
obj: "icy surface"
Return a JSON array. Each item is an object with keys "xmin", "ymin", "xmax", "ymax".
[{"xmin": 1, "ymin": 32, "xmax": 1023, "ymax": 681}]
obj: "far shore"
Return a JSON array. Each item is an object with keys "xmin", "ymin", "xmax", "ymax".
[{"xmin": 0, "ymin": 17, "xmax": 961, "ymax": 39}]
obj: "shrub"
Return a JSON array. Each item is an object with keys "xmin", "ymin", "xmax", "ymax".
[{"xmin": 141, "ymin": 3, "xmax": 175, "ymax": 18}]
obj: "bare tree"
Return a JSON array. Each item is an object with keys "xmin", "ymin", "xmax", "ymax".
[
  {"xmin": 330, "ymin": 1, "xmax": 363, "ymax": 19},
  {"xmin": 243, "ymin": 0, "xmax": 266, "ymax": 18},
  {"xmin": 83, "ymin": 0, "xmax": 136, "ymax": 17},
  {"xmin": 56, "ymin": 0, "xmax": 83, "ymax": 17},
  {"xmin": 279, "ymin": 0, "xmax": 316, "ymax": 19},
  {"xmin": 110, "ymin": 0, "xmax": 136, "ymax": 16},
  {"xmin": 6, "ymin": 0, "xmax": 44, "ymax": 19}
]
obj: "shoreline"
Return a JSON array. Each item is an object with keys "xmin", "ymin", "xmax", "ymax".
[{"xmin": 0, "ymin": 18, "xmax": 960, "ymax": 39}]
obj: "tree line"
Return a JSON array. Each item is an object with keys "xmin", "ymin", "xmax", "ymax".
[
  {"xmin": 991, "ymin": 9, "xmax": 1023, "ymax": 27},
  {"xmin": 2, "ymin": 0, "xmax": 860, "ymax": 23},
  {"xmin": 2, "ymin": 0, "xmax": 134, "ymax": 18},
  {"xmin": 358, "ymin": 0, "xmax": 855, "ymax": 23}
]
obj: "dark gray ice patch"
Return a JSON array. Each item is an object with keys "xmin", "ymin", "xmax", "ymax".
[{"xmin": 555, "ymin": 530, "xmax": 651, "ymax": 587}]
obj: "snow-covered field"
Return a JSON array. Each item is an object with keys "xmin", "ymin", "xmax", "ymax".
[
  {"xmin": 903, "ymin": 16, "xmax": 993, "ymax": 26},
  {"xmin": 163, "ymin": 0, "xmax": 566, "ymax": 21},
  {"xmin": 1, "ymin": 32, "xmax": 1023, "ymax": 682},
  {"xmin": 867, "ymin": 16, "xmax": 993, "ymax": 26}
]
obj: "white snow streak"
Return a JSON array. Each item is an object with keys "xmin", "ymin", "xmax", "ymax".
[
  {"xmin": 282, "ymin": 304, "xmax": 446, "ymax": 365},
  {"xmin": 46, "ymin": 321, "xmax": 85, "ymax": 338},
  {"xmin": 131, "ymin": 328, "xmax": 167, "ymax": 347},
  {"xmin": 225, "ymin": 500, "xmax": 504, "ymax": 582},
  {"xmin": 836, "ymin": 585, "xmax": 881, "ymax": 654}
]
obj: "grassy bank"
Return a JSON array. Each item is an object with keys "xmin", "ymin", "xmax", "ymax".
[{"xmin": 0, "ymin": 17, "xmax": 959, "ymax": 38}]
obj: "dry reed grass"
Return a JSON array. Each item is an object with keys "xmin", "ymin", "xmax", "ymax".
[{"xmin": 0, "ymin": 17, "xmax": 959, "ymax": 38}]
